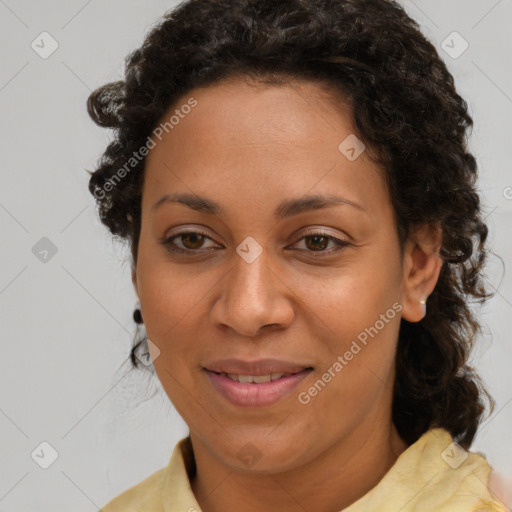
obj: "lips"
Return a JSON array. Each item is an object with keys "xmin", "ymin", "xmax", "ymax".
[
  {"xmin": 215, "ymin": 372, "xmax": 292, "ymax": 383},
  {"xmin": 203, "ymin": 358, "xmax": 314, "ymax": 407},
  {"xmin": 204, "ymin": 358, "xmax": 311, "ymax": 376}
]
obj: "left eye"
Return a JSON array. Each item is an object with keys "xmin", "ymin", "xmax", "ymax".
[
  {"xmin": 290, "ymin": 232, "xmax": 350, "ymax": 254},
  {"xmin": 161, "ymin": 231, "xmax": 350, "ymax": 255}
]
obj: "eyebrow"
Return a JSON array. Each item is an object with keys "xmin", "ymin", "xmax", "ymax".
[{"xmin": 151, "ymin": 192, "xmax": 367, "ymax": 219}]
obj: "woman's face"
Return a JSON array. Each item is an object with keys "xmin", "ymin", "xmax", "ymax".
[{"xmin": 134, "ymin": 77, "xmax": 412, "ymax": 472}]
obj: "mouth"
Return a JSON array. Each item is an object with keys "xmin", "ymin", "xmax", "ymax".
[
  {"xmin": 203, "ymin": 360, "xmax": 314, "ymax": 407},
  {"xmin": 209, "ymin": 370, "xmax": 304, "ymax": 383}
]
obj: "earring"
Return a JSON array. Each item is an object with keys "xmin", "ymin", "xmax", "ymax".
[
  {"xmin": 133, "ymin": 307, "xmax": 143, "ymax": 324},
  {"xmin": 419, "ymin": 297, "xmax": 427, "ymax": 316}
]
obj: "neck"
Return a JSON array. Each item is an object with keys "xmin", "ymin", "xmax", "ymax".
[{"xmin": 190, "ymin": 418, "xmax": 408, "ymax": 512}]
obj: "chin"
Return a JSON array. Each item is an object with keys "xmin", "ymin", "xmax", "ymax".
[{"xmin": 212, "ymin": 428, "xmax": 313, "ymax": 474}]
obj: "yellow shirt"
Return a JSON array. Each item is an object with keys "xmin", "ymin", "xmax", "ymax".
[{"xmin": 101, "ymin": 428, "xmax": 508, "ymax": 511}]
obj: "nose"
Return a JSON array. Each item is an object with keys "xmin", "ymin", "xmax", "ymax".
[{"xmin": 210, "ymin": 249, "xmax": 294, "ymax": 337}]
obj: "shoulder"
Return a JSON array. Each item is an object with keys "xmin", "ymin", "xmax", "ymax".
[
  {"xmin": 101, "ymin": 465, "xmax": 167, "ymax": 512},
  {"xmin": 100, "ymin": 436, "xmax": 197, "ymax": 512},
  {"xmin": 343, "ymin": 428, "xmax": 509, "ymax": 512},
  {"xmin": 400, "ymin": 428, "xmax": 509, "ymax": 511}
]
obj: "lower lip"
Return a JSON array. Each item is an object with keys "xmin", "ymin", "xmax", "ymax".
[{"xmin": 204, "ymin": 368, "xmax": 313, "ymax": 407}]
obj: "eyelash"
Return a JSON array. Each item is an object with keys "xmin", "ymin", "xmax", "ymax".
[{"xmin": 160, "ymin": 229, "xmax": 350, "ymax": 257}]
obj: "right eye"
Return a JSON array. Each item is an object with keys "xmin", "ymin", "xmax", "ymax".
[{"xmin": 161, "ymin": 230, "xmax": 221, "ymax": 253}]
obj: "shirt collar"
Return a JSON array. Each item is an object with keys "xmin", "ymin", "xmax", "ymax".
[
  {"xmin": 162, "ymin": 436, "xmax": 201, "ymax": 512},
  {"xmin": 160, "ymin": 428, "xmax": 507, "ymax": 512}
]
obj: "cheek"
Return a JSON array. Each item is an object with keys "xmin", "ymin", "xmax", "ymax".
[
  {"xmin": 287, "ymin": 246, "xmax": 403, "ymax": 346},
  {"xmin": 293, "ymin": 272, "xmax": 402, "ymax": 439},
  {"xmin": 288, "ymin": 245, "xmax": 403, "ymax": 400},
  {"xmin": 139, "ymin": 270, "xmax": 208, "ymax": 363},
  {"xmin": 137, "ymin": 256, "xmax": 210, "ymax": 413},
  {"xmin": 298, "ymin": 269, "xmax": 401, "ymax": 388},
  {"xmin": 136, "ymin": 248, "xmax": 200, "ymax": 367},
  {"xmin": 136, "ymin": 226, "xmax": 212, "ymax": 334}
]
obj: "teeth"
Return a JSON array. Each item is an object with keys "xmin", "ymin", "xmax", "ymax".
[
  {"xmin": 222, "ymin": 372, "xmax": 289, "ymax": 383},
  {"xmin": 253, "ymin": 374, "xmax": 271, "ymax": 383}
]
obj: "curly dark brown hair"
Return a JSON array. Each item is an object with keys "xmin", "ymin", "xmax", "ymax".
[{"xmin": 86, "ymin": 0, "xmax": 494, "ymax": 449}]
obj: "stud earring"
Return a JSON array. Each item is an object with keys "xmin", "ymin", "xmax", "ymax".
[
  {"xmin": 133, "ymin": 307, "xmax": 143, "ymax": 324},
  {"xmin": 420, "ymin": 297, "xmax": 427, "ymax": 316}
]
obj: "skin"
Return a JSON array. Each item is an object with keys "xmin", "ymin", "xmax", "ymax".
[{"xmin": 132, "ymin": 76, "xmax": 443, "ymax": 512}]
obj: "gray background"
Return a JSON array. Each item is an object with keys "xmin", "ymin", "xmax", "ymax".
[{"xmin": 1, "ymin": 0, "xmax": 511, "ymax": 510}]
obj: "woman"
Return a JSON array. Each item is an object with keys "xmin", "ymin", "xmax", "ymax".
[{"xmin": 87, "ymin": 0, "xmax": 509, "ymax": 510}]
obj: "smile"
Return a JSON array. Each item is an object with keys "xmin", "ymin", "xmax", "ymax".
[
  {"xmin": 215, "ymin": 371, "xmax": 294, "ymax": 383},
  {"xmin": 204, "ymin": 366, "xmax": 313, "ymax": 407}
]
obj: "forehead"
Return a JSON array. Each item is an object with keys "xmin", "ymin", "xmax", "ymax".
[
  {"xmin": 153, "ymin": 76, "xmax": 357, "ymax": 150},
  {"xmin": 142, "ymin": 77, "xmax": 388, "ymax": 218}
]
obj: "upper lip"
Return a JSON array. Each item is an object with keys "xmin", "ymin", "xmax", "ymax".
[{"xmin": 204, "ymin": 358, "xmax": 312, "ymax": 376}]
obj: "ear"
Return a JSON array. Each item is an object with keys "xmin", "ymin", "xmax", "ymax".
[{"xmin": 401, "ymin": 223, "xmax": 443, "ymax": 322}]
